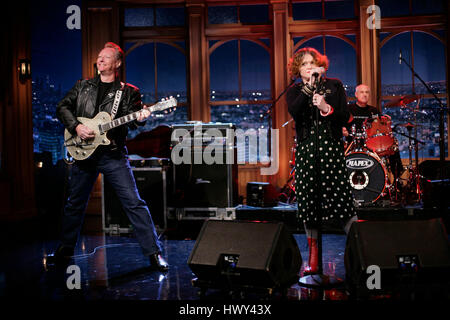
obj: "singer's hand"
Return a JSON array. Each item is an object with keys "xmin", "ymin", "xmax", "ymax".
[{"xmin": 312, "ymin": 93, "xmax": 330, "ymax": 113}]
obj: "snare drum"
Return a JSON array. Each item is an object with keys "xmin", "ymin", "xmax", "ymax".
[
  {"xmin": 364, "ymin": 115, "xmax": 395, "ymax": 156},
  {"xmin": 345, "ymin": 151, "xmax": 388, "ymax": 204}
]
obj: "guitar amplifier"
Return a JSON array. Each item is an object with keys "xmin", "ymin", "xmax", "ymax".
[
  {"xmin": 102, "ymin": 166, "xmax": 168, "ymax": 234},
  {"xmin": 170, "ymin": 122, "xmax": 238, "ymax": 209}
]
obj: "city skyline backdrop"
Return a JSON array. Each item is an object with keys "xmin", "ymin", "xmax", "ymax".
[{"xmin": 31, "ymin": 0, "xmax": 448, "ymax": 164}]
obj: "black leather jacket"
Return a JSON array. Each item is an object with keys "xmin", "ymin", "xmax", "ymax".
[
  {"xmin": 286, "ymin": 77, "xmax": 351, "ymax": 143},
  {"xmin": 56, "ymin": 75, "xmax": 144, "ymax": 148}
]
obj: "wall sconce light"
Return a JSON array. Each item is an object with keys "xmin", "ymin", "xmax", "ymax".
[{"xmin": 18, "ymin": 59, "xmax": 32, "ymax": 82}]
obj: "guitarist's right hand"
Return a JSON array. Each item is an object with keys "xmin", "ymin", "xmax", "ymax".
[{"xmin": 76, "ymin": 124, "xmax": 95, "ymax": 140}]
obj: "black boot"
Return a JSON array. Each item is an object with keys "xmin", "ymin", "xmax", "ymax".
[
  {"xmin": 149, "ymin": 253, "xmax": 169, "ymax": 272},
  {"xmin": 45, "ymin": 245, "xmax": 74, "ymax": 266}
]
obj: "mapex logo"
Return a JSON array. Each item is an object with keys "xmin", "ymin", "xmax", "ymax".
[{"xmin": 346, "ymin": 158, "xmax": 374, "ymax": 170}]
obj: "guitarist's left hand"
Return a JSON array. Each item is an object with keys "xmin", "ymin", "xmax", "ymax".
[{"xmin": 137, "ymin": 105, "xmax": 151, "ymax": 122}]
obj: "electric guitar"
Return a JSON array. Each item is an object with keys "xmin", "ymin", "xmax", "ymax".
[{"xmin": 63, "ymin": 97, "xmax": 177, "ymax": 161}]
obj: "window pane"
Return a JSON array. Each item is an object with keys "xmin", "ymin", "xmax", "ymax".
[
  {"xmin": 124, "ymin": 8, "xmax": 154, "ymax": 27},
  {"xmin": 298, "ymin": 36, "xmax": 324, "ymax": 53},
  {"xmin": 293, "ymin": 36, "xmax": 305, "ymax": 47},
  {"xmin": 125, "ymin": 42, "xmax": 156, "ymax": 102},
  {"xmin": 296, "ymin": 36, "xmax": 356, "ymax": 93},
  {"xmin": 378, "ymin": 0, "xmax": 410, "ymax": 17},
  {"xmin": 211, "ymin": 104, "xmax": 271, "ymax": 163},
  {"xmin": 381, "ymin": 32, "xmax": 413, "ymax": 96},
  {"xmin": 292, "ymin": 1, "xmax": 322, "ymax": 20},
  {"xmin": 240, "ymin": 4, "xmax": 269, "ymax": 24},
  {"xmin": 412, "ymin": 32, "xmax": 446, "ymax": 94},
  {"xmin": 325, "ymin": 0, "xmax": 355, "ymax": 19},
  {"xmin": 412, "ymin": 0, "xmax": 444, "ymax": 15},
  {"xmin": 156, "ymin": 7, "xmax": 185, "ymax": 26},
  {"xmin": 208, "ymin": 6, "xmax": 238, "ymax": 24},
  {"xmin": 383, "ymin": 98, "xmax": 448, "ymax": 159},
  {"xmin": 324, "ymin": 36, "xmax": 357, "ymax": 94},
  {"xmin": 240, "ymin": 40, "xmax": 271, "ymax": 99},
  {"xmin": 156, "ymin": 42, "xmax": 187, "ymax": 102},
  {"xmin": 126, "ymin": 42, "xmax": 188, "ymax": 139},
  {"xmin": 209, "ymin": 41, "xmax": 239, "ymax": 100},
  {"xmin": 32, "ymin": 0, "xmax": 82, "ymax": 164},
  {"xmin": 127, "ymin": 106, "xmax": 188, "ymax": 140}
]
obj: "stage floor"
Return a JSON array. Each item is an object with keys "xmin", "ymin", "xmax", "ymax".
[{"xmin": 1, "ymin": 224, "xmax": 449, "ymax": 303}]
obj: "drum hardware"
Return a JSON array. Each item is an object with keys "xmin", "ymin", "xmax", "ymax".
[
  {"xmin": 384, "ymin": 94, "xmax": 422, "ymax": 108},
  {"xmin": 392, "ymin": 123, "xmax": 425, "ymax": 204},
  {"xmin": 278, "ymin": 144, "xmax": 297, "ymax": 204},
  {"xmin": 384, "ymin": 94, "xmax": 427, "ymax": 205}
]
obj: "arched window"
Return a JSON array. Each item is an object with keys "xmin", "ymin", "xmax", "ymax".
[
  {"xmin": 125, "ymin": 41, "xmax": 188, "ymax": 139},
  {"xmin": 209, "ymin": 39, "xmax": 272, "ymax": 163},
  {"xmin": 380, "ymin": 31, "xmax": 447, "ymax": 159},
  {"xmin": 294, "ymin": 35, "xmax": 357, "ymax": 95}
]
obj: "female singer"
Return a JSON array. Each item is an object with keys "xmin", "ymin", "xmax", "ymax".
[{"xmin": 286, "ymin": 47, "xmax": 357, "ymax": 274}]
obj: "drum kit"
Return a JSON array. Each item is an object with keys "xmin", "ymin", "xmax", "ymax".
[
  {"xmin": 344, "ymin": 94, "xmax": 424, "ymax": 207},
  {"xmin": 279, "ymin": 94, "xmax": 425, "ymax": 207}
]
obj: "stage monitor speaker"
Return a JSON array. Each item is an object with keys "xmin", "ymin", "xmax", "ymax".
[
  {"xmin": 345, "ymin": 219, "xmax": 450, "ymax": 292},
  {"xmin": 418, "ymin": 160, "xmax": 450, "ymax": 180},
  {"xmin": 418, "ymin": 160, "xmax": 450, "ymax": 209},
  {"xmin": 188, "ymin": 220, "xmax": 302, "ymax": 289},
  {"xmin": 246, "ymin": 182, "xmax": 279, "ymax": 207}
]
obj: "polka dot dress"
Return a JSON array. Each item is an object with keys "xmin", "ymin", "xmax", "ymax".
[{"xmin": 294, "ymin": 120, "xmax": 356, "ymax": 228}]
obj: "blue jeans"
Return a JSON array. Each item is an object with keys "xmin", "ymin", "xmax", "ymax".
[{"xmin": 60, "ymin": 146, "xmax": 162, "ymax": 256}]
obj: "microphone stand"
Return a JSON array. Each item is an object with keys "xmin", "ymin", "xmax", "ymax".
[
  {"xmin": 399, "ymin": 54, "xmax": 449, "ymax": 181},
  {"xmin": 264, "ymin": 78, "xmax": 296, "ymax": 129},
  {"xmin": 298, "ymin": 75, "xmax": 342, "ymax": 289}
]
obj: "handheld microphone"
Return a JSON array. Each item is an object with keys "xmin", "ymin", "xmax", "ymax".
[
  {"xmin": 399, "ymin": 50, "xmax": 402, "ymax": 65},
  {"xmin": 312, "ymin": 67, "xmax": 325, "ymax": 77}
]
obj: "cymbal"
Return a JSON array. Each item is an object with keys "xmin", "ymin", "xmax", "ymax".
[{"xmin": 385, "ymin": 94, "xmax": 422, "ymax": 108}]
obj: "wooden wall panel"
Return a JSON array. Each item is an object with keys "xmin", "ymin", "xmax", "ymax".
[
  {"xmin": 82, "ymin": 2, "xmax": 118, "ymax": 79},
  {"xmin": 0, "ymin": 3, "xmax": 35, "ymax": 220},
  {"xmin": 82, "ymin": 1, "xmax": 120, "ymax": 215},
  {"xmin": 271, "ymin": 0, "xmax": 291, "ymax": 189},
  {"xmin": 187, "ymin": 1, "xmax": 209, "ymax": 122}
]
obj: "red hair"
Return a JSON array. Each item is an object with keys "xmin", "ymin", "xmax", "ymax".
[{"xmin": 288, "ymin": 47, "xmax": 329, "ymax": 78}]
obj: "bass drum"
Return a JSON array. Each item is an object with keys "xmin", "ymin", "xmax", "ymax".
[{"xmin": 345, "ymin": 152, "xmax": 388, "ymax": 204}]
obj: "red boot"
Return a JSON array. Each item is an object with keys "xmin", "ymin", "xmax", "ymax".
[{"xmin": 304, "ymin": 237, "xmax": 319, "ymax": 275}]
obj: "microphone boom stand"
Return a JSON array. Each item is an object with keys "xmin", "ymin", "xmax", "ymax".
[{"xmin": 399, "ymin": 55, "xmax": 449, "ymax": 179}]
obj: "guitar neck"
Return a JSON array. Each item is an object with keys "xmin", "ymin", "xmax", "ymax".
[
  {"xmin": 100, "ymin": 110, "xmax": 141, "ymax": 132},
  {"xmin": 100, "ymin": 104, "xmax": 159, "ymax": 132}
]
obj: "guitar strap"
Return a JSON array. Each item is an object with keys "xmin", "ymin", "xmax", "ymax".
[{"xmin": 110, "ymin": 82, "xmax": 125, "ymax": 120}]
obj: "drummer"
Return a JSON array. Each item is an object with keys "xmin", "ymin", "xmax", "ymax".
[
  {"xmin": 343, "ymin": 84, "xmax": 380, "ymax": 135},
  {"xmin": 343, "ymin": 84, "xmax": 404, "ymax": 182}
]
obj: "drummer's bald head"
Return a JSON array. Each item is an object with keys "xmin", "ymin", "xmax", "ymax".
[
  {"xmin": 355, "ymin": 84, "xmax": 370, "ymax": 94},
  {"xmin": 355, "ymin": 84, "xmax": 370, "ymax": 107}
]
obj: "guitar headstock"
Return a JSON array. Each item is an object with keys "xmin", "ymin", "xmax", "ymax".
[{"xmin": 153, "ymin": 96, "xmax": 178, "ymax": 112}]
